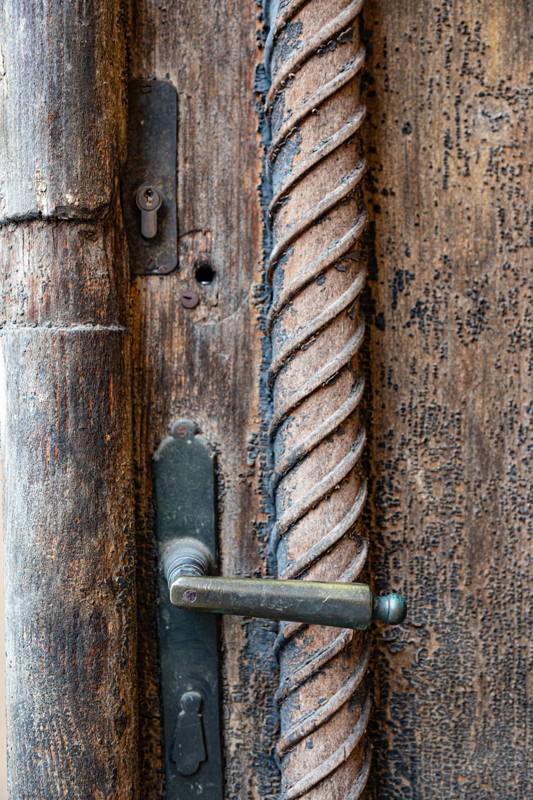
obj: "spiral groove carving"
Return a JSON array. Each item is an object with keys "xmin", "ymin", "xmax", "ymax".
[{"xmin": 265, "ymin": 0, "xmax": 370, "ymax": 797}]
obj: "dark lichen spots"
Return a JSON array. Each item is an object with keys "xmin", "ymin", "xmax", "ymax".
[
  {"xmin": 363, "ymin": 3, "xmax": 530, "ymax": 797},
  {"xmin": 272, "ymin": 20, "xmax": 303, "ymax": 74},
  {"xmin": 390, "ymin": 268, "xmax": 415, "ymax": 311}
]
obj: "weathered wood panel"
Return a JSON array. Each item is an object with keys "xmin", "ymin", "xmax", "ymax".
[
  {"xmin": 0, "ymin": 0, "xmax": 128, "ymax": 222},
  {"xmin": 362, "ymin": 1, "xmax": 532, "ymax": 797},
  {"xmin": 0, "ymin": 217, "xmax": 137, "ymax": 799},
  {"xmin": 0, "ymin": 1, "xmax": 137, "ymax": 795},
  {"xmin": 129, "ymin": 2, "xmax": 279, "ymax": 797}
]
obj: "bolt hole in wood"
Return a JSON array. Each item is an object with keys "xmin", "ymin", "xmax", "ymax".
[{"xmin": 194, "ymin": 262, "xmax": 216, "ymax": 285}]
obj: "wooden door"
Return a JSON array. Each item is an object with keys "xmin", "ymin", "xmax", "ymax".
[
  {"xmin": 0, "ymin": 1, "xmax": 530, "ymax": 799},
  {"xmin": 364, "ymin": 3, "xmax": 531, "ymax": 797}
]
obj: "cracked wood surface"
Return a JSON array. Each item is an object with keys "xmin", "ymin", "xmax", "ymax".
[
  {"xmin": 129, "ymin": 1, "xmax": 532, "ymax": 797},
  {"xmin": 0, "ymin": 2, "xmax": 137, "ymax": 796},
  {"xmin": 0, "ymin": 216, "xmax": 138, "ymax": 799},
  {"xmin": 0, "ymin": 0, "xmax": 129, "ymax": 222},
  {"xmin": 0, "ymin": 0, "xmax": 530, "ymax": 798},
  {"xmin": 362, "ymin": 2, "xmax": 531, "ymax": 798}
]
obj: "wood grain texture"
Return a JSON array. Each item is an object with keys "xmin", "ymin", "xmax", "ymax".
[
  {"xmin": 0, "ymin": 0, "xmax": 128, "ymax": 222},
  {"xmin": 129, "ymin": 2, "xmax": 279, "ymax": 797},
  {"xmin": 0, "ymin": 218, "xmax": 138, "ymax": 799},
  {"xmin": 361, "ymin": 1, "xmax": 532, "ymax": 797},
  {"xmin": 0, "ymin": 2, "xmax": 137, "ymax": 794},
  {"xmin": 130, "ymin": 2, "xmax": 532, "ymax": 798}
]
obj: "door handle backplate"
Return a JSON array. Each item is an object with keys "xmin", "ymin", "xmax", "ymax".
[{"xmin": 153, "ymin": 420, "xmax": 222, "ymax": 800}]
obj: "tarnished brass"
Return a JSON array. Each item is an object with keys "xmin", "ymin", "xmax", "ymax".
[{"xmin": 163, "ymin": 539, "xmax": 406, "ymax": 630}]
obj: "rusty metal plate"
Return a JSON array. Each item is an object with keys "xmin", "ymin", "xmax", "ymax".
[{"xmin": 122, "ymin": 79, "xmax": 177, "ymax": 274}]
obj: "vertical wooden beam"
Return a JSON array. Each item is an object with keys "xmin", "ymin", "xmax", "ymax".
[
  {"xmin": 0, "ymin": 2, "xmax": 137, "ymax": 797},
  {"xmin": 0, "ymin": 1, "xmax": 127, "ymax": 222}
]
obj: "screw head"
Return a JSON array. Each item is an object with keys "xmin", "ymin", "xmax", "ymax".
[
  {"xmin": 181, "ymin": 289, "xmax": 199, "ymax": 308},
  {"xmin": 183, "ymin": 589, "xmax": 198, "ymax": 604}
]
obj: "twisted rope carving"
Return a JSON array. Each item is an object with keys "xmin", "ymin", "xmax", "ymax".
[{"xmin": 265, "ymin": 1, "xmax": 370, "ymax": 797}]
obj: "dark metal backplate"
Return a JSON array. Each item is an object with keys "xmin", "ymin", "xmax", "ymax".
[
  {"xmin": 122, "ymin": 79, "xmax": 178, "ymax": 274},
  {"xmin": 153, "ymin": 420, "xmax": 223, "ymax": 800}
]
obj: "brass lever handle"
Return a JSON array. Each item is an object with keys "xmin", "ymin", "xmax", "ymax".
[{"xmin": 163, "ymin": 538, "xmax": 406, "ymax": 630}]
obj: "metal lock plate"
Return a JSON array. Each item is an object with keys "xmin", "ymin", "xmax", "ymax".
[
  {"xmin": 122, "ymin": 79, "xmax": 178, "ymax": 274},
  {"xmin": 153, "ymin": 420, "xmax": 223, "ymax": 799}
]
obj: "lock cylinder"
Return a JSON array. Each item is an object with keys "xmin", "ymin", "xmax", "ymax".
[{"xmin": 135, "ymin": 184, "xmax": 163, "ymax": 239}]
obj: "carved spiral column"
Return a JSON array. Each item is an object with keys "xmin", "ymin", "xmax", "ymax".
[{"xmin": 265, "ymin": 1, "xmax": 370, "ymax": 797}]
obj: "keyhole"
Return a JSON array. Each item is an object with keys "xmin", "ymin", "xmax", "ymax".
[
  {"xmin": 172, "ymin": 690, "xmax": 206, "ymax": 776},
  {"xmin": 135, "ymin": 184, "xmax": 162, "ymax": 239},
  {"xmin": 195, "ymin": 262, "xmax": 216, "ymax": 285}
]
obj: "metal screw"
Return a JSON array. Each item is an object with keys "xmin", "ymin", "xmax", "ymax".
[
  {"xmin": 183, "ymin": 589, "xmax": 198, "ymax": 604},
  {"xmin": 174, "ymin": 425, "xmax": 188, "ymax": 438},
  {"xmin": 181, "ymin": 289, "xmax": 199, "ymax": 309}
]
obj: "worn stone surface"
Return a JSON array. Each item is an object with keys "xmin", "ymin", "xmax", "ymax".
[{"xmin": 362, "ymin": 2, "xmax": 532, "ymax": 798}]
